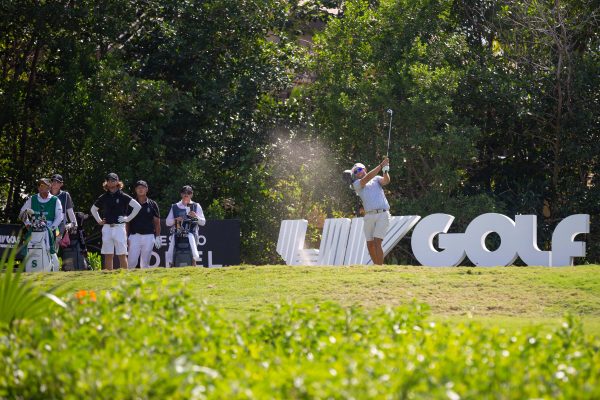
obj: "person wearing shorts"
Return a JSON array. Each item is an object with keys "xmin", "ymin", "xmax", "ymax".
[
  {"xmin": 90, "ymin": 173, "xmax": 141, "ymax": 270},
  {"xmin": 127, "ymin": 180, "xmax": 161, "ymax": 268},
  {"xmin": 352, "ymin": 157, "xmax": 391, "ymax": 265}
]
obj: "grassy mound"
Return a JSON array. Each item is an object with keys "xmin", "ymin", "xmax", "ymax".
[{"xmin": 2, "ymin": 277, "xmax": 600, "ymax": 399}]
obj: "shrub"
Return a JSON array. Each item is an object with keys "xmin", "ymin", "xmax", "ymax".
[{"xmin": 1, "ymin": 278, "xmax": 598, "ymax": 399}]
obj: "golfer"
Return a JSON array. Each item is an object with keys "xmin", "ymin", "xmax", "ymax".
[
  {"xmin": 49, "ymin": 174, "xmax": 78, "ymax": 248},
  {"xmin": 352, "ymin": 157, "xmax": 391, "ymax": 265},
  {"xmin": 127, "ymin": 180, "xmax": 161, "ymax": 268},
  {"xmin": 165, "ymin": 185, "xmax": 206, "ymax": 267},
  {"xmin": 90, "ymin": 173, "xmax": 141, "ymax": 270}
]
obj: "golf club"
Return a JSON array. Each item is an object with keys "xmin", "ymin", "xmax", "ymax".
[{"xmin": 386, "ymin": 109, "xmax": 393, "ymax": 157}]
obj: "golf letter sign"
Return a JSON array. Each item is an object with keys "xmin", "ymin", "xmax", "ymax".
[{"xmin": 411, "ymin": 213, "xmax": 590, "ymax": 267}]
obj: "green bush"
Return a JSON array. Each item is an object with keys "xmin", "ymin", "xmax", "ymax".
[
  {"xmin": 86, "ymin": 252, "xmax": 102, "ymax": 271},
  {"xmin": 1, "ymin": 279, "xmax": 599, "ymax": 399}
]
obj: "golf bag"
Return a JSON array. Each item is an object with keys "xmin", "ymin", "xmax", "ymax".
[
  {"xmin": 25, "ymin": 216, "xmax": 57, "ymax": 272},
  {"xmin": 173, "ymin": 230, "xmax": 194, "ymax": 267},
  {"xmin": 169, "ymin": 203, "xmax": 201, "ymax": 267},
  {"xmin": 61, "ymin": 212, "xmax": 91, "ymax": 271}
]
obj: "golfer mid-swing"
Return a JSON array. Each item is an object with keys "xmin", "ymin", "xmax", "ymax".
[{"xmin": 351, "ymin": 157, "xmax": 390, "ymax": 265}]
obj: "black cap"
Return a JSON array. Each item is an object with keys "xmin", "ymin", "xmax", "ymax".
[
  {"xmin": 51, "ymin": 174, "xmax": 63, "ymax": 183},
  {"xmin": 135, "ymin": 180, "xmax": 148, "ymax": 188},
  {"xmin": 37, "ymin": 178, "xmax": 51, "ymax": 186},
  {"xmin": 106, "ymin": 173, "xmax": 119, "ymax": 181},
  {"xmin": 180, "ymin": 185, "xmax": 193, "ymax": 194}
]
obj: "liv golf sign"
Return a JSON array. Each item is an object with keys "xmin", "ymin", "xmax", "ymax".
[{"xmin": 411, "ymin": 213, "xmax": 589, "ymax": 267}]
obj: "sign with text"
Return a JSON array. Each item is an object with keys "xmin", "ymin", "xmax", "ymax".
[
  {"xmin": 91, "ymin": 219, "xmax": 241, "ymax": 268},
  {"xmin": 0, "ymin": 224, "xmax": 24, "ymax": 260},
  {"xmin": 410, "ymin": 213, "xmax": 590, "ymax": 267}
]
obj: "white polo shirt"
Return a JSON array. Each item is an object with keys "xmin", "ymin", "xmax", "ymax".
[{"xmin": 353, "ymin": 176, "xmax": 389, "ymax": 212}]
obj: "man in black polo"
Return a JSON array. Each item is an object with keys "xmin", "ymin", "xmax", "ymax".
[
  {"xmin": 127, "ymin": 180, "xmax": 161, "ymax": 268},
  {"xmin": 90, "ymin": 173, "xmax": 141, "ymax": 270}
]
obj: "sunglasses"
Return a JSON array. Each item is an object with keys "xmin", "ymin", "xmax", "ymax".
[{"xmin": 354, "ymin": 167, "xmax": 364, "ymax": 173}]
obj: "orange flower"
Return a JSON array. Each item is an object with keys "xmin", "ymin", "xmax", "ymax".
[
  {"xmin": 75, "ymin": 290, "xmax": 88, "ymax": 300},
  {"xmin": 74, "ymin": 290, "xmax": 97, "ymax": 303}
]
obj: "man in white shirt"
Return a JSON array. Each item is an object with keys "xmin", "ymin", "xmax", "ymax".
[
  {"xmin": 165, "ymin": 185, "xmax": 206, "ymax": 267},
  {"xmin": 20, "ymin": 178, "xmax": 64, "ymax": 268},
  {"xmin": 352, "ymin": 157, "xmax": 391, "ymax": 265}
]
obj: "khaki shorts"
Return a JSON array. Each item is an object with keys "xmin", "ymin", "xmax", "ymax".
[
  {"xmin": 101, "ymin": 224, "xmax": 128, "ymax": 255},
  {"xmin": 363, "ymin": 211, "xmax": 390, "ymax": 241}
]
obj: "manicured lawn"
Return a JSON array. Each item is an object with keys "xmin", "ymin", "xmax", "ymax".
[{"xmin": 25, "ymin": 265, "xmax": 600, "ymax": 333}]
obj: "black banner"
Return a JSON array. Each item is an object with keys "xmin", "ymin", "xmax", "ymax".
[
  {"xmin": 88, "ymin": 219, "xmax": 241, "ymax": 268},
  {"xmin": 0, "ymin": 224, "xmax": 24, "ymax": 260}
]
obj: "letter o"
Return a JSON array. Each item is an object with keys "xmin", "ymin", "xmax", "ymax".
[{"xmin": 464, "ymin": 213, "xmax": 518, "ymax": 267}]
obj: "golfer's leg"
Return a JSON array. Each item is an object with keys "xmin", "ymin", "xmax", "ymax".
[
  {"xmin": 101, "ymin": 226, "xmax": 114, "ymax": 270},
  {"xmin": 118, "ymin": 254, "xmax": 129, "ymax": 269},
  {"xmin": 128, "ymin": 234, "xmax": 142, "ymax": 268},
  {"xmin": 104, "ymin": 254, "xmax": 114, "ymax": 270},
  {"xmin": 363, "ymin": 214, "xmax": 378, "ymax": 264},
  {"xmin": 366, "ymin": 240, "xmax": 378, "ymax": 263},
  {"xmin": 139, "ymin": 234, "xmax": 154, "ymax": 268},
  {"xmin": 372, "ymin": 212, "xmax": 390, "ymax": 265},
  {"xmin": 373, "ymin": 238, "xmax": 384, "ymax": 265},
  {"xmin": 114, "ymin": 225, "xmax": 129, "ymax": 269}
]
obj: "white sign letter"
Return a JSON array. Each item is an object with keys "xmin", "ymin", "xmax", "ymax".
[{"xmin": 551, "ymin": 214, "xmax": 590, "ymax": 266}]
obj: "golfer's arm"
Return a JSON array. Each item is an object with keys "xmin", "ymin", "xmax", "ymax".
[
  {"xmin": 360, "ymin": 165, "xmax": 383, "ymax": 187},
  {"xmin": 153, "ymin": 217, "xmax": 161, "ymax": 236},
  {"xmin": 381, "ymin": 172, "xmax": 390, "ymax": 186},
  {"xmin": 90, "ymin": 205, "xmax": 102, "ymax": 224},
  {"xmin": 127, "ymin": 199, "xmax": 141, "ymax": 220}
]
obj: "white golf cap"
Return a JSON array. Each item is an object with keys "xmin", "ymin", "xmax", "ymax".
[{"xmin": 351, "ymin": 163, "xmax": 366, "ymax": 176}]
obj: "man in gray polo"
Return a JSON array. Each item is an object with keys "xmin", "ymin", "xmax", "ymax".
[{"xmin": 352, "ymin": 157, "xmax": 391, "ymax": 265}]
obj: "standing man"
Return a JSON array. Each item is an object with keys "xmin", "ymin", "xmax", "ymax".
[
  {"xmin": 352, "ymin": 157, "xmax": 391, "ymax": 265},
  {"xmin": 49, "ymin": 174, "xmax": 78, "ymax": 249},
  {"xmin": 165, "ymin": 185, "xmax": 206, "ymax": 267},
  {"xmin": 19, "ymin": 178, "xmax": 63, "ymax": 269},
  {"xmin": 127, "ymin": 180, "xmax": 161, "ymax": 268},
  {"xmin": 90, "ymin": 173, "xmax": 141, "ymax": 270}
]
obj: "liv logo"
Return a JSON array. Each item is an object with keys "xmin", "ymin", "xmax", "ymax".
[
  {"xmin": 411, "ymin": 214, "xmax": 590, "ymax": 267},
  {"xmin": 277, "ymin": 214, "xmax": 589, "ymax": 267}
]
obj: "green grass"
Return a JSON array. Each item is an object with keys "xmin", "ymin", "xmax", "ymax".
[{"xmin": 24, "ymin": 265, "xmax": 600, "ymax": 334}]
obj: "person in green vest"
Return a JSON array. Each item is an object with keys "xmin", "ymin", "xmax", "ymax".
[{"xmin": 19, "ymin": 178, "xmax": 64, "ymax": 268}]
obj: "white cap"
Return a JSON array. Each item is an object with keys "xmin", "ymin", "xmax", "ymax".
[{"xmin": 351, "ymin": 163, "xmax": 366, "ymax": 177}]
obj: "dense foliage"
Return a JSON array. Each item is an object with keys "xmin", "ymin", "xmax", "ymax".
[
  {"xmin": 1, "ymin": 278, "xmax": 599, "ymax": 398},
  {"xmin": 1, "ymin": 0, "xmax": 598, "ymax": 264}
]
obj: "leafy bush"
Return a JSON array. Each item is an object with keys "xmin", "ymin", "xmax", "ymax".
[
  {"xmin": 86, "ymin": 252, "xmax": 102, "ymax": 271},
  {"xmin": 0, "ymin": 247, "xmax": 66, "ymax": 330},
  {"xmin": 1, "ymin": 278, "xmax": 599, "ymax": 399}
]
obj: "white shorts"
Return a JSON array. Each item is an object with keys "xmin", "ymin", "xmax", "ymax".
[
  {"xmin": 363, "ymin": 211, "xmax": 390, "ymax": 241},
  {"xmin": 128, "ymin": 233, "xmax": 155, "ymax": 268},
  {"xmin": 101, "ymin": 224, "xmax": 128, "ymax": 255}
]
